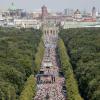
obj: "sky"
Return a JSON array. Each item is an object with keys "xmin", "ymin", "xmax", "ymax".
[{"xmin": 0, "ymin": 0, "xmax": 100, "ymax": 12}]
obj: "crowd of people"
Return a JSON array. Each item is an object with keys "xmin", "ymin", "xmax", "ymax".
[{"xmin": 34, "ymin": 36, "xmax": 66, "ymax": 100}]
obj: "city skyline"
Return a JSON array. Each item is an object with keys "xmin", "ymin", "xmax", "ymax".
[{"xmin": 0, "ymin": 0, "xmax": 100, "ymax": 12}]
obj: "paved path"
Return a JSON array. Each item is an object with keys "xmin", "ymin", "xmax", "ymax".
[{"xmin": 34, "ymin": 35, "xmax": 66, "ymax": 100}]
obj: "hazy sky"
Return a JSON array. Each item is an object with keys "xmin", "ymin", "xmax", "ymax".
[{"xmin": 0, "ymin": 0, "xmax": 100, "ymax": 12}]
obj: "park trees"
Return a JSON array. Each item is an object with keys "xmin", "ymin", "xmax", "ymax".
[
  {"xmin": 0, "ymin": 27, "xmax": 43, "ymax": 99},
  {"xmin": 59, "ymin": 28, "xmax": 100, "ymax": 100}
]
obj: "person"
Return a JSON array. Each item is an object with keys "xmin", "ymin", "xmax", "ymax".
[{"xmin": 45, "ymin": 93, "xmax": 50, "ymax": 100}]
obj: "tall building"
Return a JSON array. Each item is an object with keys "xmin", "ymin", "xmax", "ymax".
[
  {"xmin": 92, "ymin": 7, "xmax": 96, "ymax": 18},
  {"xmin": 64, "ymin": 8, "xmax": 74, "ymax": 16},
  {"xmin": 8, "ymin": 2, "xmax": 17, "ymax": 17},
  {"xmin": 41, "ymin": 5, "xmax": 48, "ymax": 19},
  {"xmin": 0, "ymin": 12, "xmax": 3, "ymax": 19}
]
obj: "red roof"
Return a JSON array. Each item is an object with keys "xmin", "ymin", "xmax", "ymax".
[{"xmin": 82, "ymin": 18, "xmax": 96, "ymax": 22}]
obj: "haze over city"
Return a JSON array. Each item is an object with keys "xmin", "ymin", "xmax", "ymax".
[
  {"xmin": 0, "ymin": 0, "xmax": 100, "ymax": 100},
  {"xmin": 0, "ymin": 0, "xmax": 100, "ymax": 11}
]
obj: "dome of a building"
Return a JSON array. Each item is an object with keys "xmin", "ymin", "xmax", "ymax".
[
  {"xmin": 9, "ymin": 2, "xmax": 16, "ymax": 10},
  {"xmin": 74, "ymin": 9, "xmax": 81, "ymax": 14},
  {"xmin": 92, "ymin": 7, "xmax": 96, "ymax": 10},
  {"xmin": 42, "ymin": 5, "xmax": 47, "ymax": 9}
]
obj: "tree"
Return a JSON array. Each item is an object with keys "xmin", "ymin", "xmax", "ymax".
[{"xmin": 57, "ymin": 38, "xmax": 83, "ymax": 100}]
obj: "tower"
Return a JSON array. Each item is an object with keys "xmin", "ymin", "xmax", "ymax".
[
  {"xmin": 8, "ymin": 2, "xmax": 17, "ymax": 18},
  {"xmin": 41, "ymin": 5, "xmax": 48, "ymax": 19},
  {"xmin": 9, "ymin": 2, "xmax": 16, "ymax": 11},
  {"xmin": 92, "ymin": 7, "xmax": 96, "ymax": 18}
]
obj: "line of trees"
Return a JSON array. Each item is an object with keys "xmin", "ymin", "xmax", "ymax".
[
  {"xmin": 19, "ymin": 39, "xmax": 45, "ymax": 100},
  {"xmin": 59, "ymin": 28, "xmax": 100, "ymax": 100},
  {"xmin": 19, "ymin": 32, "xmax": 45, "ymax": 100},
  {"xmin": 57, "ymin": 38, "xmax": 83, "ymax": 100},
  {"xmin": 19, "ymin": 75, "xmax": 36, "ymax": 100},
  {"xmin": 34, "ymin": 40, "xmax": 45, "ymax": 74}
]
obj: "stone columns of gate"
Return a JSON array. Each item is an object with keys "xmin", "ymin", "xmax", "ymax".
[{"xmin": 43, "ymin": 27, "xmax": 59, "ymax": 40}]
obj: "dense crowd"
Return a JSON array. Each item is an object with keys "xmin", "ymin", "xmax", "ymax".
[{"xmin": 34, "ymin": 37, "xmax": 66, "ymax": 100}]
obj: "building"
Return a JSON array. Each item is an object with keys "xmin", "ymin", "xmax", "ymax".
[
  {"xmin": 92, "ymin": 7, "xmax": 96, "ymax": 18},
  {"xmin": 0, "ymin": 5, "xmax": 100, "ymax": 28},
  {"xmin": 14, "ymin": 19, "xmax": 41, "ymax": 29},
  {"xmin": 42, "ymin": 23, "xmax": 59, "ymax": 48},
  {"xmin": 0, "ymin": 11, "xmax": 4, "ymax": 26},
  {"xmin": 62, "ymin": 21, "xmax": 100, "ymax": 29},
  {"xmin": 31, "ymin": 12, "xmax": 41, "ymax": 19},
  {"xmin": 41, "ymin": 5, "xmax": 48, "ymax": 19},
  {"xmin": 82, "ymin": 17, "xmax": 96, "ymax": 22},
  {"xmin": 64, "ymin": 8, "xmax": 74, "ymax": 16},
  {"xmin": 74, "ymin": 9, "xmax": 82, "ymax": 21}
]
